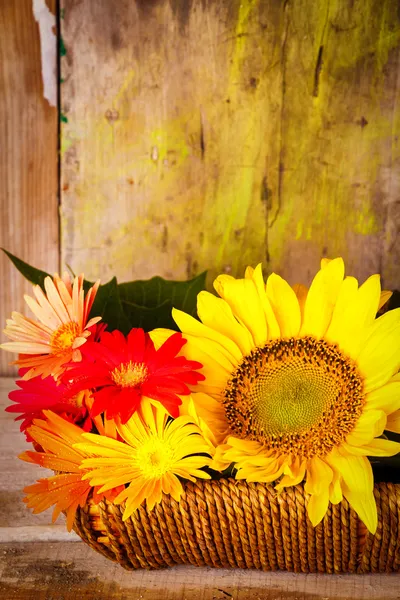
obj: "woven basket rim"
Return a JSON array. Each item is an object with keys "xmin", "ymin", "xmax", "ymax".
[{"xmin": 72, "ymin": 478, "xmax": 400, "ymax": 574}]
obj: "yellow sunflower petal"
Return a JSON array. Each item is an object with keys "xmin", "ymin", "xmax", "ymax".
[
  {"xmin": 342, "ymin": 438, "xmax": 400, "ymax": 457},
  {"xmin": 275, "ymin": 457, "xmax": 306, "ymax": 491},
  {"xmin": 189, "ymin": 392, "xmax": 229, "ymax": 444},
  {"xmin": 196, "ymin": 291, "xmax": 253, "ymax": 358},
  {"xmin": 329, "ymin": 275, "xmax": 382, "ymax": 360},
  {"xmin": 327, "ymin": 452, "xmax": 377, "ymax": 533},
  {"xmin": 301, "ymin": 258, "xmax": 345, "ymax": 338},
  {"xmin": 292, "ymin": 284, "xmax": 308, "ymax": 321},
  {"xmin": 345, "ymin": 409, "xmax": 387, "ymax": 446},
  {"xmin": 213, "ymin": 275, "xmax": 268, "ymax": 346},
  {"xmin": 329, "ymin": 473, "xmax": 343, "ymax": 505},
  {"xmin": 365, "ymin": 377, "xmax": 400, "ymax": 414},
  {"xmin": 357, "ymin": 309, "xmax": 400, "ymax": 392},
  {"xmin": 266, "ymin": 274, "xmax": 301, "ymax": 337},
  {"xmin": 386, "ymin": 410, "xmax": 400, "ymax": 433},
  {"xmin": 210, "ymin": 444, "xmax": 232, "ymax": 471},
  {"xmin": 307, "ymin": 491, "xmax": 330, "ymax": 527},
  {"xmin": 238, "ymin": 461, "xmax": 284, "ymax": 483},
  {"xmin": 245, "ymin": 264, "xmax": 280, "ymax": 339},
  {"xmin": 325, "ymin": 276, "xmax": 358, "ymax": 346},
  {"xmin": 172, "ymin": 308, "xmax": 239, "ymax": 367},
  {"xmin": 304, "ymin": 456, "xmax": 333, "ymax": 496}
]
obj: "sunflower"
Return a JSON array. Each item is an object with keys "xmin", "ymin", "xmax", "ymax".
[
  {"xmin": 1, "ymin": 273, "xmax": 101, "ymax": 379},
  {"xmin": 20, "ymin": 410, "xmax": 122, "ymax": 530},
  {"xmin": 160, "ymin": 258, "xmax": 400, "ymax": 533},
  {"xmin": 63, "ymin": 328, "xmax": 205, "ymax": 423},
  {"xmin": 76, "ymin": 401, "xmax": 212, "ymax": 520}
]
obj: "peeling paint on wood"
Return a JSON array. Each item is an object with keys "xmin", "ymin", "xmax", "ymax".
[
  {"xmin": 60, "ymin": 0, "xmax": 400, "ymax": 289},
  {"xmin": 32, "ymin": 0, "xmax": 57, "ymax": 107}
]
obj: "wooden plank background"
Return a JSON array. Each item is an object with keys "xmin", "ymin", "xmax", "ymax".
[
  {"xmin": 59, "ymin": 0, "xmax": 400, "ymax": 289},
  {"xmin": 0, "ymin": 0, "xmax": 58, "ymax": 376},
  {"xmin": 1, "ymin": 0, "xmax": 400, "ymax": 376}
]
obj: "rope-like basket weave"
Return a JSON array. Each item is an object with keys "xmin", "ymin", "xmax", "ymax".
[{"xmin": 73, "ymin": 479, "xmax": 400, "ymax": 573}]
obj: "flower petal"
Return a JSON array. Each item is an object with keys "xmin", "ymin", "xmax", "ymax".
[
  {"xmin": 326, "ymin": 452, "xmax": 377, "ymax": 533},
  {"xmin": 301, "ymin": 258, "xmax": 345, "ymax": 338},
  {"xmin": 266, "ymin": 274, "xmax": 301, "ymax": 338}
]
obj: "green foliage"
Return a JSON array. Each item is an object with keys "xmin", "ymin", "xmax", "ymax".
[
  {"xmin": 118, "ymin": 272, "xmax": 207, "ymax": 330},
  {"xmin": 88, "ymin": 277, "xmax": 132, "ymax": 334},
  {"xmin": 1, "ymin": 249, "xmax": 51, "ymax": 289},
  {"xmin": 3, "ymin": 249, "xmax": 207, "ymax": 333}
]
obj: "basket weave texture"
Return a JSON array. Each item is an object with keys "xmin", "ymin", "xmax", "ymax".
[{"xmin": 73, "ymin": 479, "xmax": 400, "ymax": 573}]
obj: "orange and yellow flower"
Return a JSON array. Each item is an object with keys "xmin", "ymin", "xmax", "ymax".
[
  {"xmin": 20, "ymin": 410, "xmax": 121, "ymax": 530},
  {"xmin": 76, "ymin": 401, "xmax": 212, "ymax": 520},
  {"xmin": 1, "ymin": 273, "xmax": 101, "ymax": 379}
]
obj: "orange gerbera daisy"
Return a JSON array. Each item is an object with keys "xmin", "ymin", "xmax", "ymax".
[
  {"xmin": 1, "ymin": 273, "xmax": 101, "ymax": 379},
  {"xmin": 20, "ymin": 410, "xmax": 122, "ymax": 530}
]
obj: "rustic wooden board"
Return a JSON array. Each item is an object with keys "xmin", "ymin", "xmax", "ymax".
[
  {"xmin": 1, "ymin": 541, "xmax": 400, "ymax": 600},
  {"xmin": 60, "ymin": 0, "xmax": 400, "ymax": 290},
  {"xmin": 0, "ymin": 0, "xmax": 59, "ymax": 376}
]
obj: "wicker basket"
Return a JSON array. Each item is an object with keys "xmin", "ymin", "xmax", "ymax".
[{"xmin": 72, "ymin": 479, "xmax": 400, "ymax": 573}]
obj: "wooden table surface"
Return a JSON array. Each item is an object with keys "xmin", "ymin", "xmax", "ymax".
[{"xmin": 1, "ymin": 377, "xmax": 399, "ymax": 599}]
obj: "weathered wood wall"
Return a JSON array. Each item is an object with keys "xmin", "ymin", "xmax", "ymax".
[
  {"xmin": 60, "ymin": 0, "xmax": 400, "ymax": 288},
  {"xmin": 1, "ymin": 0, "xmax": 400, "ymax": 374},
  {"xmin": 0, "ymin": 0, "xmax": 58, "ymax": 375}
]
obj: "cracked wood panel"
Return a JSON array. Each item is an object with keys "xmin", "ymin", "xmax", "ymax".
[
  {"xmin": 0, "ymin": 0, "xmax": 59, "ymax": 376},
  {"xmin": 60, "ymin": 0, "xmax": 400, "ymax": 288}
]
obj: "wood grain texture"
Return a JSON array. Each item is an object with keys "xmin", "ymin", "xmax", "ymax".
[
  {"xmin": 1, "ymin": 541, "xmax": 400, "ymax": 600},
  {"xmin": 0, "ymin": 0, "xmax": 59, "ymax": 376},
  {"xmin": 60, "ymin": 0, "xmax": 400, "ymax": 289}
]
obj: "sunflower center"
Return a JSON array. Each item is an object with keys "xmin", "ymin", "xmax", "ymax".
[
  {"xmin": 224, "ymin": 336, "xmax": 365, "ymax": 459},
  {"xmin": 137, "ymin": 438, "xmax": 174, "ymax": 478},
  {"xmin": 50, "ymin": 321, "xmax": 80, "ymax": 352},
  {"xmin": 111, "ymin": 361, "xmax": 149, "ymax": 388}
]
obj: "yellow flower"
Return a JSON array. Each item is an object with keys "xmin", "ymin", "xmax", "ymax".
[
  {"xmin": 164, "ymin": 258, "xmax": 400, "ymax": 533},
  {"xmin": 1, "ymin": 273, "xmax": 101, "ymax": 379},
  {"xmin": 76, "ymin": 401, "xmax": 212, "ymax": 520}
]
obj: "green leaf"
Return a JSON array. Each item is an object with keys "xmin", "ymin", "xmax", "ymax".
[
  {"xmin": 2, "ymin": 248, "xmax": 51, "ymax": 290},
  {"xmin": 121, "ymin": 299, "xmax": 177, "ymax": 331},
  {"xmin": 118, "ymin": 271, "xmax": 207, "ymax": 329},
  {"xmin": 89, "ymin": 277, "xmax": 131, "ymax": 334},
  {"xmin": 2, "ymin": 248, "xmax": 208, "ymax": 334}
]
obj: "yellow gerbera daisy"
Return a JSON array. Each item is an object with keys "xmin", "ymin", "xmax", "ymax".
[
  {"xmin": 160, "ymin": 258, "xmax": 400, "ymax": 533},
  {"xmin": 76, "ymin": 401, "xmax": 212, "ymax": 520},
  {"xmin": 1, "ymin": 273, "xmax": 101, "ymax": 379}
]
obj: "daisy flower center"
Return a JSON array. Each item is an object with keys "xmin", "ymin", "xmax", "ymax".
[
  {"xmin": 50, "ymin": 322, "xmax": 80, "ymax": 353},
  {"xmin": 111, "ymin": 361, "xmax": 149, "ymax": 388},
  {"xmin": 224, "ymin": 336, "xmax": 365, "ymax": 459},
  {"xmin": 137, "ymin": 437, "xmax": 174, "ymax": 478}
]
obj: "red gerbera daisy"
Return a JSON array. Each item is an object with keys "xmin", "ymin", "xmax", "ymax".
[
  {"xmin": 7, "ymin": 370, "xmax": 92, "ymax": 442},
  {"xmin": 62, "ymin": 328, "xmax": 205, "ymax": 423}
]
